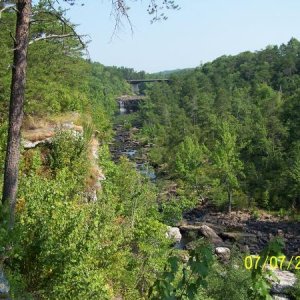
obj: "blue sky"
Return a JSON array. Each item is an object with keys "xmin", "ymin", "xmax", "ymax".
[{"xmin": 66, "ymin": 0, "xmax": 300, "ymax": 73}]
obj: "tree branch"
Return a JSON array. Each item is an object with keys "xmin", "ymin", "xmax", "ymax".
[
  {"xmin": 110, "ymin": 0, "xmax": 133, "ymax": 38},
  {"xmin": 0, "ymin": 5, "xmax": 16, "ymax": 19},
  {"xmin": 28, "ymin": 33, "xmax": 77, "ymax": 45},
  {"xmin": 35, "ymin": 6, "xmax": 86, "ymax": 49},
  {"xmin": 9, "ymin": 31, "xmax": 16, "ymax": 44}
]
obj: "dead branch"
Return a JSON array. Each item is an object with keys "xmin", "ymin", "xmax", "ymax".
[
  {"xmin": 0, "ymin": 4, "xmax": 15, "ymax": 18},
  {"xmin": 28, "ymin": 33, "xmax": 77, "ymax": 44}
]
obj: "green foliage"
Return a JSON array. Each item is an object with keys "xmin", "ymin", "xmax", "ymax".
[
  {"xmin": 204, "ymin": 255, "xmax": 254, "ymax": 300},
  {"xmin": 174, "ymin": 136, "xmax": 206, "ymax": 182},
  {"xmin": 4, "ymin": 143, "xmax": 171, "ymax": 299},
  {"xmin": 0, "ymin": 121, "xmax": 7, "ymax": 171},
  {"xmin": 0, "ymin": 6, "xmax": 129, "ymax": 120},
  {"xmin": 248, "ymin": 238, "xmax": 284, "ymax": 300},
  {"xmin": 149, "ymin": 243, "xmax": 214, "ymax": 299},
  {"xmin": 212, "ymin": 121, "xmax": 244, "ymax": 211},
  {"xmin": 48, "ymin": 130, "xmax": 87, "ymax": 173},
  {"xmin": 160, "ymin": 194, "xmax": 198, "ymax": 225},
  {"xmin": 2, "ymin": 6, "xmax": 300, "ymax": 297},
  {"xmin": 289, "ymin": 272, "xmax": 300, "ymax": 299},
  {"xmin": 12, "ymin": 173, "xmax": 115, "ymax": 299},
  {"xmin": 137, "ymin": 39, "xmax": 300, "ymax": 211}
]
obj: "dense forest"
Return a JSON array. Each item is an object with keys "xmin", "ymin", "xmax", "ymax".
[
  {"xmin": 1, "ymin": 3, "xmax": 300, "ymax": 300},
  {"xmin": 139, "ymin": 38, "xmax": 300, "ymax": 214}
]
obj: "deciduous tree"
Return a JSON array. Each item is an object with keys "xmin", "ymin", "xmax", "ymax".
[{"xmin": 213, "ymin": 121, "xmax": 244, "ymax": 213}]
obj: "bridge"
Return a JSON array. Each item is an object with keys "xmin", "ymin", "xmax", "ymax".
[{"xmin": 127, "ymin": 79, "xmax": 171, "ymax": 93}]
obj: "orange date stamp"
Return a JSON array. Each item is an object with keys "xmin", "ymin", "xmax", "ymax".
[{"xmin": 244, "ymin": 255, "xmax": 300, "ymax": 270}]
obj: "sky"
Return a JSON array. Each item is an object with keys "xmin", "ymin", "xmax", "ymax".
[{"xmin": 65, "ymin": 0, "xmax": 300, "ymax": 73}]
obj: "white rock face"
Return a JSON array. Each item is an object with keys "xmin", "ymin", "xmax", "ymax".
[
  {"xmin": 23, "ymin": 137, "xmax": 52, "ymax": 149},
  {"xmin": 166, "ymin": 226, "xmax": 182, "ymax": 243},
  {"xmin": 215, "ymin": 247, "xmax": 231, "ymax": 261}
]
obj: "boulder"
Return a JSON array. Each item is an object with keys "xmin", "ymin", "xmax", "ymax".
[
  {"xmin": 215, "ymin": 247, "xmax": 231, "ymax": 261},
  {"xmin": 179, "ymin": 224, "xmax": 223, "ymax": 245},
  {"xmin": 270, "ymin": 269, "xmax": 296, "ymax": 295},
  {"xmin": 166, "ymin": 227, "xmax": 182, "ymax": 243},
  {"xmin": 199, "ymin": 225, "xmax": 223, "ymax": 245}
]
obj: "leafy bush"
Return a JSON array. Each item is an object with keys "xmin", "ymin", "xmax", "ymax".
[
  {"xmin": 48, "ymin": 130, "xmax": 87, "ymax": 172},
  {"xmin": 4, "ymin": 142, "xmax": 172, "ymax": 299},
  {"xmin": 161, "ymin": 195, "xmax": 198, "ymax": 226},
  {"xmin": 201, "ymin": 249, "xmax": 255, "ymax": 300},
  {"xmin": 149, "ymin": 243, "xmax": 214, "ymax": 299}
]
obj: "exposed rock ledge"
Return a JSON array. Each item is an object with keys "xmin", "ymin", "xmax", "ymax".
[
  {"xmin": 22, "ymin": 119, "xmax": 105, "ymax": 202},
  {"xmin": 22, "ymin": 121, "xmax": 83, "ymax": 149}
]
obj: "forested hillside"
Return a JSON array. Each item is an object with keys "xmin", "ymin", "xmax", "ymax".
[
  {"xmin": 139, "ymin": 38, "xmax": 300, "ymax": 213},
  {"xmin": 1, "ymin": 3, "xmax": 300, "ymax": 299}
]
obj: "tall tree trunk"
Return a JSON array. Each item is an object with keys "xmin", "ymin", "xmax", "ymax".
[{"xmin": 2, "ymin": 0, "xmax": 31, "ymax": 228}]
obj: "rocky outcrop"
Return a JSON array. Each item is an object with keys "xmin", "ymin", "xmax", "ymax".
[
  {"xmin": 22, "ymin": 118, "xmax": 105, "ymax": 202},
  {"xmin": 22, "ymin": 121, "xmax": 83, "ymax": 149},
  {"xmin": 199, "ymin": 225, "xmax": 223, "ymax": 244}
]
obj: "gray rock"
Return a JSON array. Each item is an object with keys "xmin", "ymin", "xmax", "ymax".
[
  {"xmin": 220, "ymin": 232, "xmax": 257, "ymax": 242},
  {"xmin": 22, "ymin": 137, "xmax": 52, "ymax": 149},
  {"xmin": 199, "ymin": 225, "xmax": 223, "ymax": 244},
  {"xmin": 215, "ymin": 247, "xmax": 231, "ymax": 261},
  {"xmin": 272, "ymin": 295, "xmax": 289, "ymax": 300},
  {"xmin": 270, "ymin": 268, "xmax": 296, "ymax": 295},
  {"xmin": 166, "ymin": 227, "xmax": 182, "ymax": 243},
  {"xmin": 0, "ymin": 269, "xmax": 10, "ymax": 298},
  {"xmin": 179, "ymin": 224, "xmax": 223, "ymax": 245}
]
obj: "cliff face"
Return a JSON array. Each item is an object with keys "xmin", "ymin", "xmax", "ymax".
[
  {"xmin": 21, "ymin": 113, "xmax": 106, "ymax": 202},
  {"xmin": 22, "ymin": 113, "xmax": 83, "ymax": 149}
]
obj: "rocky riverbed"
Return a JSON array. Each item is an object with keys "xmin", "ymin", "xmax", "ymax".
[
  {"xmin": 109, "ymin": 125, "xmax": 156, "ymax": 180},
  {"xmin": 181, "ymin": 203, "xmax": 300, "ymax": 256}
]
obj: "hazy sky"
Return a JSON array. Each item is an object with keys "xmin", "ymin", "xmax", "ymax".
[{"xmin": 66, "ymin": 0, "xmax": 300, "ymax": 73}]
